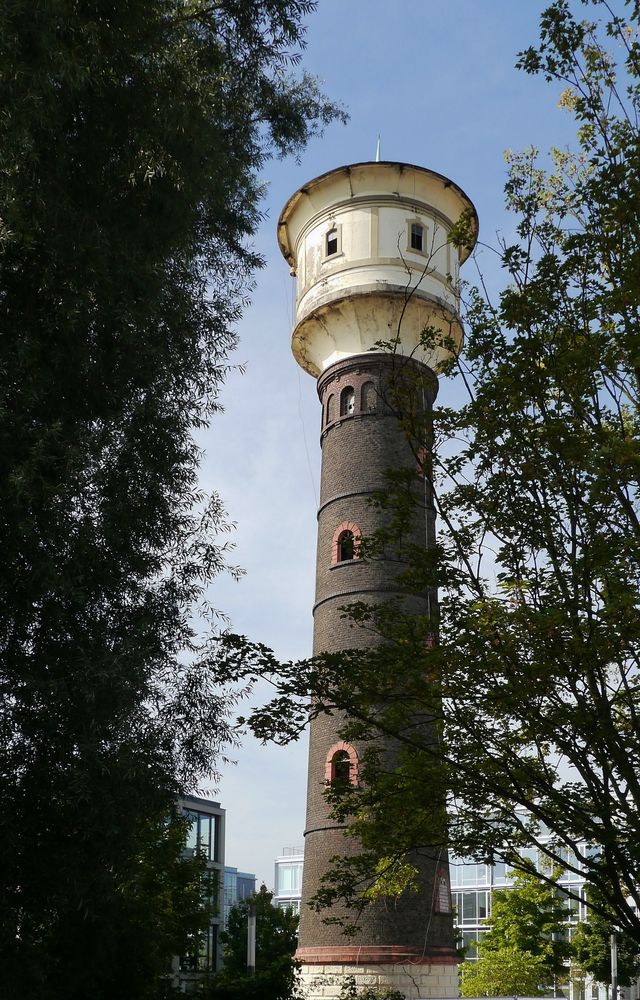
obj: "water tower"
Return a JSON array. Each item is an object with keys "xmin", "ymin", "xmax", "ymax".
[{"xmin": 278, "ymin": 160, "xmax": 477, "ymax": 999}]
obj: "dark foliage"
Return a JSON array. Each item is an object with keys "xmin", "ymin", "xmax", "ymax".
[
  {"xmin": 0, "ymin": 2, "xmax": 343, "ymax": 997},
  {"xmin": 208, "ymin": 885, "xmax": 301, "ymax": 1000}
]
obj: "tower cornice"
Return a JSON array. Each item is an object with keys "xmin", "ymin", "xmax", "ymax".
[{"xmin": 278, "ymin": 160, "xmax": 479, "ymax": 266}]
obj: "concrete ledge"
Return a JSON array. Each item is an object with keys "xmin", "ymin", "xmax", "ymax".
[{"xmin": 297, "ymin": 945, "xmax": 458, "ymax": 965}]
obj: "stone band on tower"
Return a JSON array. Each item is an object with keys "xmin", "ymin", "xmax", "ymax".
[{"xmin": 278, "ymin": 161, "xmax": 477, "ymax": 999}]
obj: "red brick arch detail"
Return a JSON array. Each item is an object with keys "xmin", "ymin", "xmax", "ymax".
[
  {"xmin": 433, "ymin": 865, "xmax": 452, "ymax": 913},
  {"xmin": 324, "ymin": 741, "xmax": 359, "ymax": 785},
  {"xmin": 331, "ymin": 521, "xmax": 362, "ymax": 564}
]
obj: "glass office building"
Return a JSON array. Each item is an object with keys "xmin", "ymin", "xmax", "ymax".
[
  {"xmin": 223, "ymin": 866, "xmax": 257, "ymax": 926},
  {"xmin": 451, "ymin": 847, "xmax": 587, "ymax": 961},
  {"xmin": 179, "ymin": 795, "xmax": 226, "ymax": 984},
  {"xmin": 274, "ymin": 846, "xmax": 304, "ymax": 914}
]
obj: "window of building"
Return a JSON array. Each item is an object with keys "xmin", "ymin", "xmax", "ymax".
[
  {"xmin": 199, "ymin": 814, "xmax": 211, "ymax": 857},
  {"xmin": 579, "ymin": 886, "xmax": 588, "ymax": 922},
  {"xmin": 199, "ymin": 925, "xmax": 217, "ymax": 971},
  {"xmin": 454, "ymin": 890, "xmax": 489, "ymax": 924},
  {"xmin": 324, "ymin": 224, "xmax": 342, "ymax": 259},
  {"xmin": 340, "ymin": 386, "xmax": 355, "ymax": 416},
  {"xmin": 184, "ymin": 810, "xmax": 220, "ymax": 862},
  {"xmin": 181, "ymin": 921, "xmax": 218, "ymax": 973},
  {"xmin": 185, "ymin": 813, "xmax": 199, "ymax": 852},
  {"xmin": 410, "ymin": 221, "xmax": 424, "ymax": 252},
  {"xmin": 361, "ymin": 380, "xmax": 376, "ymax": 412},
  {"xmin": 326, "ymin": 393, "xmax": 335, "ymax": 425},
  {"xmin": 460, "ymin": 928, "xmax": 488, "ymax": 960},
  {"xmin": 277, "ymin": 899, "xmax": 301, "ymax": 915},
  {"xmin": 337, "ymin": 530, "xmax": 355, "ymax": 562},
  {"xmin": 331, "ymin": 750, "xmax": 351, "ymax": 784},
  {"xmin": 492, "ymin": 861, "xmax": 514, "ymax": 886},
  {"xmin": 450, "ymin": 861, "xmax": 489, "ymax": 887},
  {"xmin": 556, "ymin": 846, "xmax": 581, "ymax": 881},
  {"xmin": 324, "ymin": 741, "xmax": 359, "ymax": 786},
  {"xmin": 519, "ymin": 847, "xmax": 538, "ymax": 870},
  {"xmin": 331, "ymin": 521, "xmax": 361, "ymax": 564},
  {"xmin": 277, "ymin": 863, "xmax": 302, "ymax": 893},
  {"xmin": 559, "ymin": 888, "xmax": 580, "ymax": 922}
]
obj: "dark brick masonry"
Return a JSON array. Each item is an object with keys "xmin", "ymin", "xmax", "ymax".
[{"xmin": 298, "ymin": 352, "xmax": 457, "ymax": 965}]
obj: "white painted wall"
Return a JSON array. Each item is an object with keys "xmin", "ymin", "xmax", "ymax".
[{"xmin": 277, "ymin": 161, "xmax": 476, "ymax": 375}]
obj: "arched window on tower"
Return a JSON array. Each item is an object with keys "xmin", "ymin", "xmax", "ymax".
[
  {"xmin": 361, "ymin": 380, "xmax": 376, "ymax": 413},
  {"xmin": 332, "ymin": 751, "xmax": 351, "ymax": 785},
  {"xmin": 325, "ymin": 742, "xmax": 359, "ymax": 787},
  {"xmin": 337, "ymin": 530, "xmax": 354, "ymax": 561},
  {"xmin": 332, "ymin": 521, "xmax": 361, "ymax": 564},
  {"xmin": 326, "ymin": 393, "xmax": 335, "ymax": 425},
  {"xmin": 340, "ymin": 386, "xmax": 355, "ymax": 417}
]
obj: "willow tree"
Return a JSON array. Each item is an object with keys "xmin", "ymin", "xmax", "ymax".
[{"xmin": 0, "ymin": 2, "xmax": 343, "ymax": 997}]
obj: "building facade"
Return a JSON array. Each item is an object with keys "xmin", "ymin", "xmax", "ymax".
[
  {"xmin": 452, "ymin": 846, "xmax": 640, "ymax": 1000},
  {"xmin": 223, "ymin": 866, "xmax": 257, "ymax": 926},
  {"xmin": 451, "ymin": 847, "xmax": 585, "ymax": 963},
  {"xmin": 178, "ymin": 794, "xmax": 226, "ymax": 986},
  {"xmin": 274, "ymin": 846, "xmax": 304, "ymax": 915},
  {"xmin": 278, "ymin": 160, "xmax": 478, "ymax": 999}
]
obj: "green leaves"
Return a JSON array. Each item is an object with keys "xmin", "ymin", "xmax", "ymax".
[
  {"xmin": 209, "ymin": 886, "xmax": 301, "ymax": 1000},
  {"xmin": 0, "ymin": 1, "xmax": 343, "ymax": 996},
  {"xmin": 572, "ymin": 885, "xmax": 640, "ymax": 987},
  {"xmin": 460, "ymin": 947, "xmax": 548, "ymax": 997},
  {"xmin": 459, "ymin": 868, "xmax": 572, "ymax": 996}
]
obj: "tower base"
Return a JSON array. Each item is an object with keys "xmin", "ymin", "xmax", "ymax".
[{"xmin": 299, "ymin": 962, "xmax": 458, "ymax": 999}]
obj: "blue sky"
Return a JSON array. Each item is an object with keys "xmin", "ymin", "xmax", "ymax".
[{"xmin": 201, "ymin": 1, "xmax": 583, "ymax": 887}]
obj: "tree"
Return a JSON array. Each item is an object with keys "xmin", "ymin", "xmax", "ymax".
[
  {"xmin": 572, "ymin": 887, "xmax": 640, "ymax": 988},
  {"xmin": 459, "ymin": 869, "xmax": 570, "ymax": 996},
  {"xmin": 461, "ymin": 948, "xmax": 548, "ymax": 998},
  {"xmin": 101, "ymin": 812, "xmax": 218, "ymax": 997},
  {"xmin": 208, "ymin": 885, "xmax": 301, "ymax": 1000},
  {"xmin": 0, "ymin": 2, "xmax": 343, "ymax": 997},
  {"xmin": 215, "ymin": 0, "xmax": 640, "ymax": 946},
  {"xmin": 475, "ymin": 871, "xmax": 570, "ymax": 979}
]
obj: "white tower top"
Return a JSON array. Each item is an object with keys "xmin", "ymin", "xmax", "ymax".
[{"xmin": 278, "ymin": 160, "xmax": 478, "ymax": 377}]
